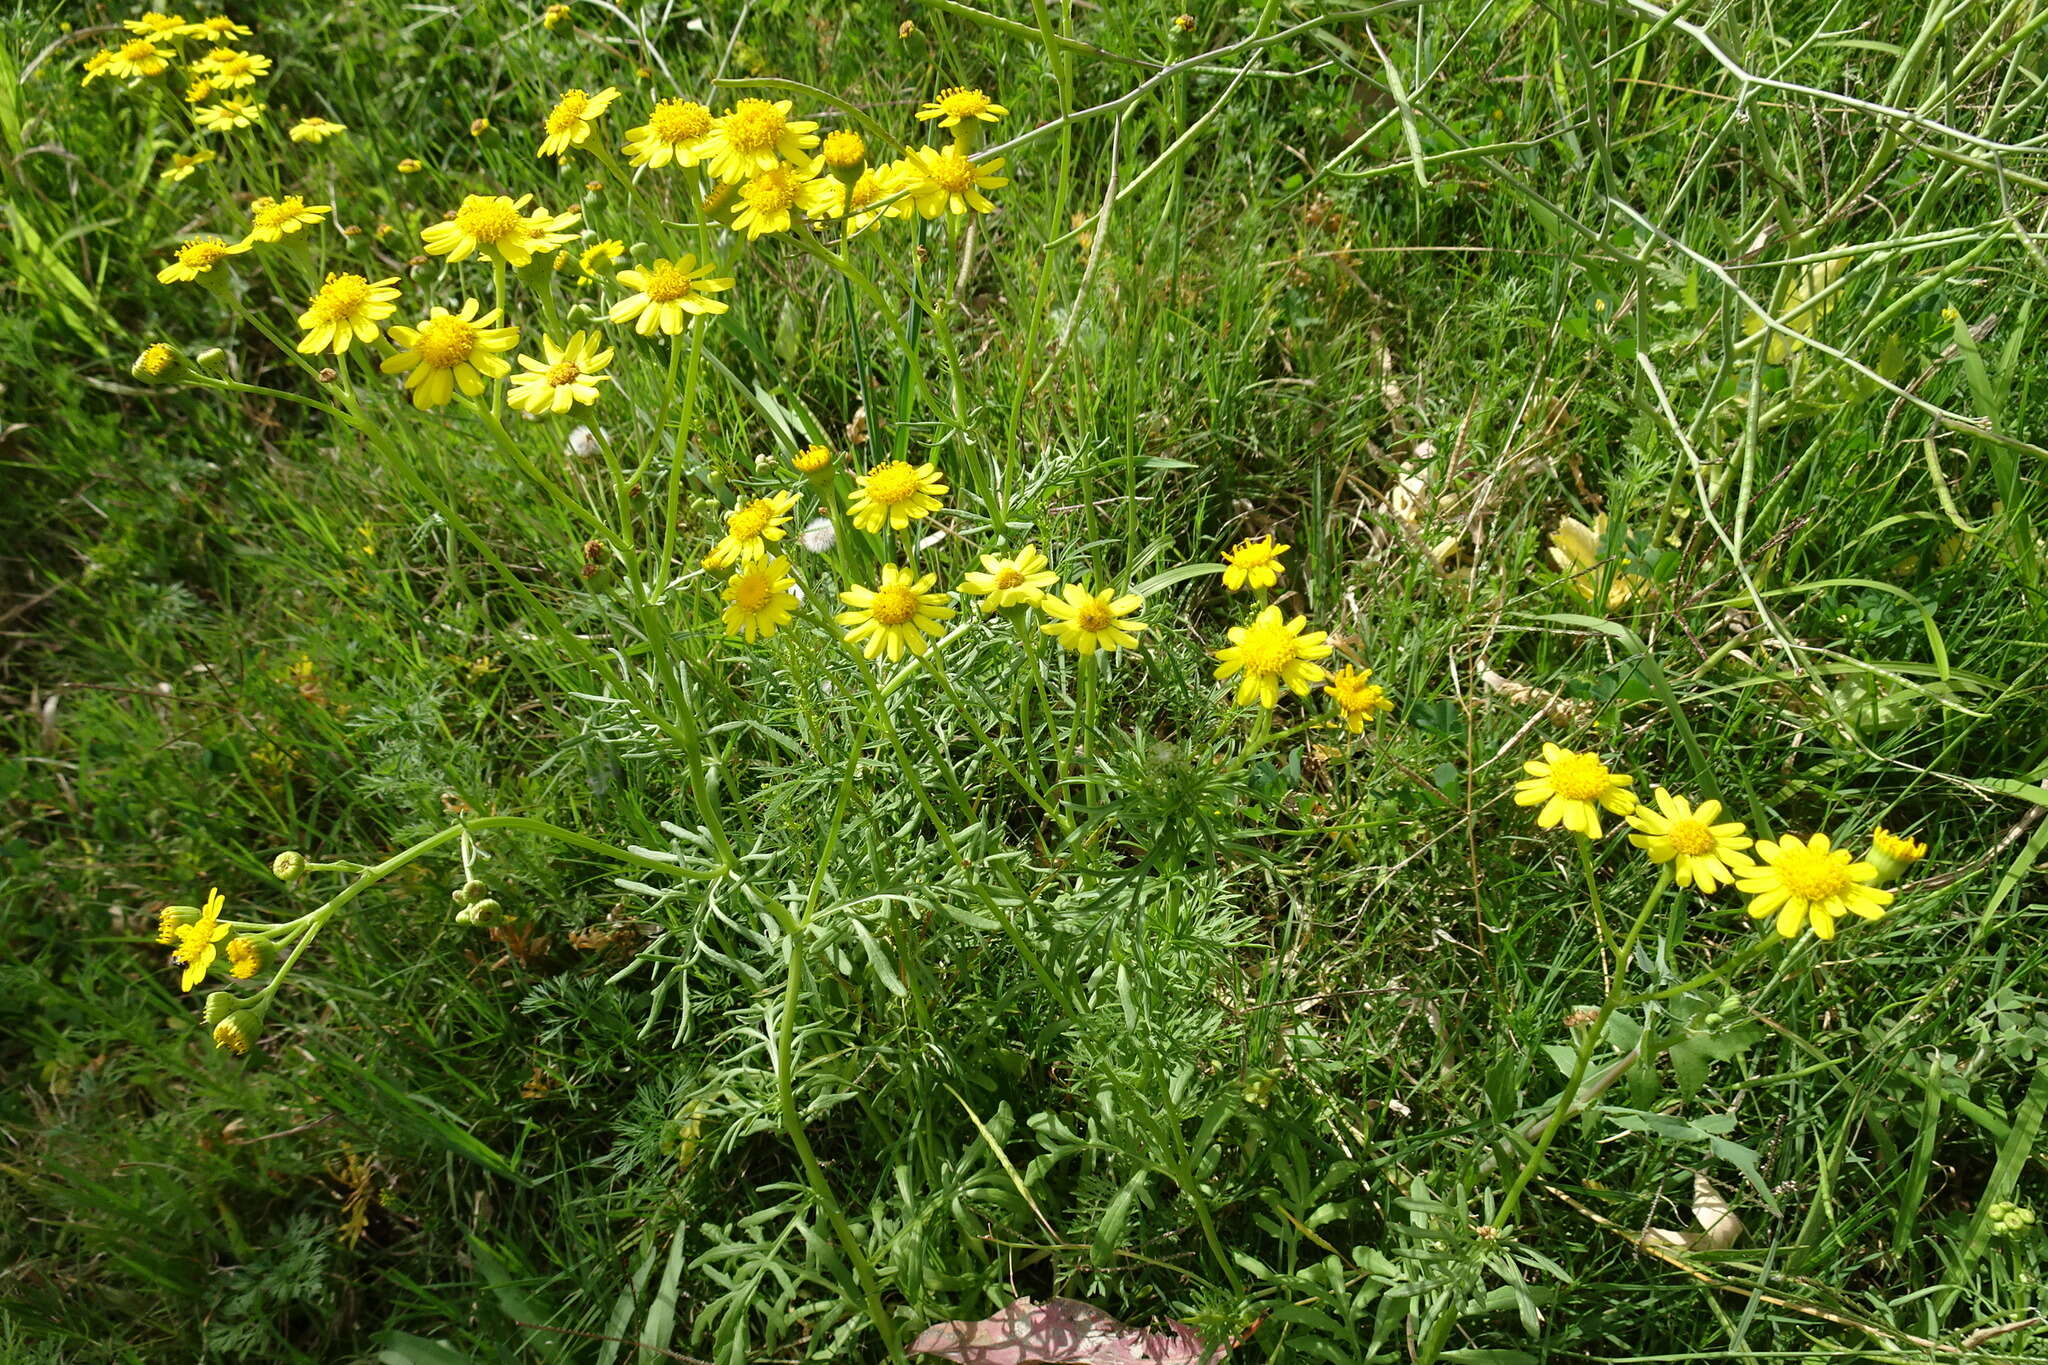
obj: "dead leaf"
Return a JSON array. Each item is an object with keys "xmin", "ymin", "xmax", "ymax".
[
  {"xmin": 909, "ymin": 1297, "xmax": 1221, "ymax": 1365},
  {"xmin": 1640, "ymin": 1172, "xmax": 1743, "ymax": 1252}
]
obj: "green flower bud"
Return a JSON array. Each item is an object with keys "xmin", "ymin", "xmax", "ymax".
[
  {"xmin": 132, "ymin": 342, "xmax": 188, "ymax": 383},
  {"xmin": 202, "ymin": 991, "xmax": 241, "ymax": 1027},
  {"xmin": 194, "ymin": 347, "xmax": 229, "ymax": 376},
  {"xmin": 212, "ymin": 1008, "xmax": 265, "ymax": 1056},
  {"xmin": 467, "ymin": 898, "xmax": 503, "ymax": 925},
  {"xmin": 271, "ymin": 850, "xmax": 307, "ymax": 882},
  {"xmin": 459, "ymin": 880, "xmax": 488, "ymax": 904}
]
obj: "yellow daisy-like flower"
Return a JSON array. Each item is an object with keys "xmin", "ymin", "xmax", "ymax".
[
  {"xmin": 193, "ymin": 99, "xmax": 265, "ymax": 131},
  {"xmin": 837, "ymin": 564, "xmax": 955, "ymax": 662},
  {"xmin": 507, "ymin": 330, "xmax": 614, "ymax": 415},
  {"xmin": 104, "ymin": 38, "xmax": 171, "ymax": 79},
  {"xmin": 1868, "ymin": 826, "xmax": 1928, "ymax": 885},
  {"xmin": 730, "ymin": 160, "xmax": 842, "ymax": 239},
  {"xmin": 242, "ymin": 193, "xmax": 328, "ymax": 242},
  {"xmin": 538, "ymin": 85, "xmax": 619, "ymax": 158},
  {"xmin": 183, "ymin": 15, "xmax": 252, "ymax": 40},
  {"xmin": 156, "ymin": 235, "xmax": 248, "ymax": 284},
  {"xmin": 1736, "ymin": 833, "xmax": 1893, "ymax": 940},
  {"xmin": 124, "ymin": 12, "xmax": 188, "ymax": 36},
  {"xmin": 701, "ymin": 98, "xmax": 819, "ymax": 183},
  {"xmin": 1040, "ymin": 584, "xmax": 1147, "ymax": 655},
  {"xmin": 959, "ymin": 544, "xmax": 1058, "ymax": 612},
  {"xmin": 577, "ymin": 238, "xmax": 626, "ymax": 282},
  {"xmin": 623, "ymin": 98, "xmax": 713, "ymax": 169},
  {"xmin": 193, "ymin": 46, "xmax": 270, "ymax": 88},
  {"xmin": 288, "ymin": 115, "xmax": 347, "ymax": 143},
  {"xmin": 609, "ymin": 255, "xmax": 734, "ymax": 336},
  {"xmin": 833, "ymin": 165, "xmax": 905, "ymax": 234},
  {"xmin": 224, "ymin": 936, "xmax": 269, "ymax": 980},
  {"xmin": 704, "ymin": 490, "xmax": 801, "ymax": 569},
  {"xmin": 135, "ymin": 342, "xmax": 180, "ymax": 379},
  {"xmin": 159, "ymin": 149, "xmax": 217, "ymax": 181},
  {"xmin": 792, "ymin": 443, "xmax": 833, "ymax": 474},
  {"xmin": 295, "ymin": 273, "xmax": 400, "ymax": 355},
  {"xmin": 183, "ymin": 79, "xmax": 217, "ymax": 105},
  {"xmin": 894, "ymin": 144, "xmax": 1009, "ymax": 218},
  {"xmin": 1626, "ymin": 788, "xmax": 1754, "ymax": 893},
  {"xmin": 721, "ymin": 555, "xmax": 799, "ymax": 642},
  {"xmin": 542, "ymin": 3, "xmax": 571, "ymax": 29},
  {"xmin": 378, "ymin": 300, "xmax": 520, "ymax": 410},
  {"xmin": 212, "ymin": 1012, "xmax": 258, "ymax": 1055},
  {"xmin": 847, "ymin": 460, "xmax": 947, "ymax": 533},
  {"xmin": 1326, "ymin": 665, "xmax": 1393, "ymax": 733},
  {"xmin": 469, "ymin": 116, "xmax": 491, "ymax": 137},
  {"xmin": 1221, "ymin": 535, "xmax": 1288, "ymax": 591},
  {"xmin": 1212, "ymin": 604, "xmax": 1332, "ymax": 709},
  {"xmin": 396, "ymin": 157, "xmax": 423, "ymax": 173},
  {"xmin": 421, "ymin": 193, "xmax": 581, "ymax": 268},
  {"xmin": 916, "ymin": 86, "xmax": 1010, "ymax": 128},
  {"xmin": 81, "ymin": 49, "xmax": 117, "ymax": 85},
  {"xmin": 819, "ymin": 129, "xmax": 866, "ymax": 170},
  {"xmin": 1513, "ymin": 743, "xmax": 1637, "ymax": 838},
  {"xmin": 169, "ymin": 887, "xmax": 230, "ymax": 992}
]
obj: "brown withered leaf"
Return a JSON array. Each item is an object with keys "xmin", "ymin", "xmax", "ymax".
[{"xmin": 909, "ymin": 1297, "xmax": 1221, "ymax": 1365}]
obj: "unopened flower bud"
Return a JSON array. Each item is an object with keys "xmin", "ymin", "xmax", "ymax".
[
  {"xmin": 133, "ymin": 342, "xmax": 186, "ymax": 383},
  {"xmin": 194, "ymin": 347, "xmax": 229, "ymax": 375},
  {"xmin": 272, "ymin": 850, "xmax": 307, "ymax": 882},
  {"xmin": 467, "ymin": 898, "xmax": 503, "ymax": 925},
  {"xmin": 1866, "ymin": 827, "xmax": 1927, "ymax": 886},
  {"xmin": 457, "ymin": 879, "xmax": 488, "ymax": 904},
  {"xmin": 1172, "ymin": 13, "xmax": 1196, "ymax": 33},
  {"xmin": 212, "ymin": 1008, "xmax": 265, "ymax": 1055},
  {"xmin": 469, "ymin": 117, "xmax": 490, "ymax": 137},
  {"xmin": 157, "ymin": 904, "xmax": 201, "ymax": 944},
  {"xmin": 317, "ymin": 366, "xmax": 339, "ymax": 384},
  {"xmin": 202, "ymin": 991, "xmax": 240, "ymax": 1027}
]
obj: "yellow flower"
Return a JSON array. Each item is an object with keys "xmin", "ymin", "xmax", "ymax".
[
  {"xmin": 833, "ymin": 165, "xmax": 905, "ymax": 233},
  {"xmin": 577, "ymin": 238, "xmax": 626, "ymax": 282},
  {"xmin": 959, "ymin": 544, "xmax": 1057, "ymax": 611},
  {"xmin": 731, "ymin": 160, "xmax": 842, "ymax": 239},
  {"xmin": 288, "ymin": 115, "xmax": 347, "ymax": 143},
  {"xmin": 792, "ymin": 443, "xmax": 833, "ymax": 474},
  {"xmin": 538, "ymin": 85, "xmax": 619, "ymax": 158},
  {"xmin": 609, "ymin": 255, "xmax": 734, "ymax": 335},
  {"xmin": 894, "ymin": 144, "xmax": 1008, "ymax": 217},
  {"xmin": 1040, "ymin": 584, "xmax": 1147, "ymax": 654},
  {"xmin": 542, "ymin": 3, "xmax": 572, "ymax": 29},
  {"xmin": 124, "ymin": 12, "xmax": 188, "ymax": 36},
  {"xmin": 193, "ymin": 99, "xmax": 265, "ymax": 131},
  {"xmin": 156, "ymin": 902, "xmax": 200, "ymax": 944},
  {"xmin": 104, "ymin": 38, "xmax": 171, "ymax": 79},
  {"xmin": 295, "ymin": 273, "xmax": 401, "ymax": 355},
  {"xmin": 156, "ymin": 235, "xmax": 247, "ymax": 284},
  {"xmin": 721, "ymin": 555, "xmax": 799, "ymax": 642},
  {"xmin": 1212, "ymin": 605, "xmax": 1332, "ymax": 708},
  {"xmin": 225, "ymin": 936, "xmax": 270, "ymax": 979},
  {"xmin": 1513, "ymin": 743, "xmax": 1637, "ymax": 837},
  {"xmin": 169, "ymin": 887, "xmax": 230, "ymax": 992},
  {"xmin": 705, "ymin": 490, "xmax": 800, "ymax": 569},
  {"xmin": 624, "ymin": 98, "xmax": 713, "ymax": 168},
  {"xmin": 1549, "ymin": 514, "xmax": 1645, "ymax": 609},
  {"xmin": 847, "ymin": 460, "xmax": 946, "ymax": 533},
  {"xmin": 212, "ymin": 1011, "xmax": 261, "ymax": 1055},
  {"xmin": 159, "ymin": 149, "xmax": 217, "ymax": 181},
  {"xmin": 1867, "ymin": 826, "xmax": 1928, "ymax": 886},
  {"xmin": 701, "ymin": 98, "xmax": 819, "ymax": 183},
  {"xmin": 81, "ymin": 48, "xmax": 117, "ymax": 85},
  {"xmin": 242, "ymin": 193, "xmax": 328, "ymax": 242},
  {"xmin": 378, "ymin": 300, "xmax": 520, "ymax": 410},
  {"xmin": 396, "ymin": 157, "xmax": 423, "ymax": 173},
  {"xmin": 1221, "ymin": 535, "xmax": 1288, "ymax": 591},
  {"xmin": 1326, "ymin": 665, "xmax": 1393, "ymax": 733},
  {"xmin": 183, "ymin": 15, "xmax": 252, "ymax": 40},
  {"xmin": 820, "ymin": 129, "xmax": 866, "ymax": 170},
  {"xmin": 193, "ymin": 46, "xmax": 270, "ymax": 88},
  {"xmin": 135, "ymin": 342, "xmax": 180, "ymax": 379},
  {"xmin": 469, "ymin": 116, "xmax": 491, "ymax": 137},
  {"xmin": 422, "ymin": 194, "xmax": 580, "ymax": 267},
  {"xmin": 1626, "ymin": 788, "xmax": 1754, "ymax": 893},
  {"xmin": 183, "ymin": 79, "xmax": 216, "ymax": 105},
  {"xmin": 916, "ymin": 86, "xmax": 1010, "ymax": 128},
  {"xmin": 507, "ymin": 331, "xmax": 614, "ymax": 415},
  {"xmin": 1736, "ymin": 833, "xmax": 1892, "ymax": 940},
  {"xmin": 837, "ymin": 564, "xmax": 955, "ymax": 662}
]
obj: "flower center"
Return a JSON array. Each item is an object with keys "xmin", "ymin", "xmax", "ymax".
[
  {"xmin": 723, "ymin": 100, "xmax": 785, "ymax": 153},
  {"xmin": 650, "ymin": 99, "xmax": 710, "ymax": 143},
  {"xmin": 119, "ymin": 38, "xmax": 158, "ymax": 61},
  {"xmin": 308, "ymin": 274, "xmax": 371, "ymax": 321},
  {"xmin": 863, "ymin": 462, "xmax": 922, "ymax": 505},
  {"xmin": 1075, "ymin": 602, "xmax": 1112, "ymax": 633},
  {"xmin": 253, "ymin": 196, "xmax": 306, "ymax": 230},
  {"xmin": 139, "ymin": 344, "xmax": 174, "ymax": 375},
  {"xmin": 455, "ymin": 196, "xmax": 524, "ymax": 243},
  {"xmin": 1665, "ymin": 818, "xmax": 1717, "ymax": 857},
  {"xmin": 1777, "ymin": 845, "xmax": 1851, "ymax": 902},
  {"xmin": 1236, "ymin": 622, "xmax": 1299, "ymax": 677},
  {"xmin": 1231, "ymin": 543, "xmax": 1279, "ymax": 567},
  {"xmin": 742, "ymin": 170, "xmax": 801, "ymax": 213},
  {"xmin": 1546, "ymin": 753, "xmax": 1612, "ymax": 802},
  {"xmin": 641, "ymin": 264, "xmax": 698, "ymax": 302},
  {"xmin": 414, "ymin": 316, "xmax": 479, "ymax": 368},
  {"xmin": 822, "ymin": 130, "xmax": 866, "ymax": 167},
  {"xmin": 547, "ymin": 89, "xmax": 592, "ymax": 135},
  {"xmin": 871, "ymin": 585, "xmax": 920, "ymax": 626},
  {"xmin": 178, "ymin": 239, "xmax": 228, "ymax": 268},
  {"xmin": 994, "ymin": 567, "xmax": 1026, "ymax": 590},
  {"xmin": 545, "ymin": 360, "xmax": 581, "ymax": 386},
  {"xmin": 214, "ymin": 54, "xmax": 251, "ymax": 77},
  {"xmin": 727, "ymin": 502, "xmax": 773, "ymax": 542},
  {"xmin": 925, "ymin": 149, "xmax": 979, "ymax": 194},
  {"xmin": 732, "ymin": 575, "xmax": 772, "ymax": 612},
  {"xmin": 938, "ymin": 88, "xmax": 992, "ymax": 119}
]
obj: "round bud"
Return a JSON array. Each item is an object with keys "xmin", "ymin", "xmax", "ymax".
[
  {"xmin": 202, "ymin": 991, "xmax": 240, "ymax": 1027},
  {"xmin": 272, "ymin": 850, "xmax": 307, "ymax": 882},
  {"xmin": 212, "ymin": 1009, "xmax": 263, "ymax": 1056},
  {"xmin": 467, "ymin": 898, "xmax": 503, "ymax": 925}
]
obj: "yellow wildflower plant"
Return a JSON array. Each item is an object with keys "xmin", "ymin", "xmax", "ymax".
[
  {"xmin": 731, "ymin": 161, "xmax": 842, "ymax": 239},
  {"xmin": 721, "ymin": 556, "xmax": 799, "ymax": 642},
  {"xmin": 916, "ymin": 87, "xmax": 1009, "ymax": 128},
  {"xmin": 1549, "ymin": 513, "xmax": 1646, "ymax": 609},
  {"xmin": 1221, "ymin": 534, "xmax": 1288, "ymax": 591},
  {"xmin": 894, "ymin": 144, "xmax": 1008, "ymax": 217},
  {"xmin": 1040, "ymin": 585, "xmax": 1147, "ymax": 654},
  {"xmin": 624, "ymin": 98, "xmax": 713, "ymax": 168},
  {"xmin": 837, "ymin": 564, "xmax": 956, "ymax": 662},
  {"xmin": 192, "ymin": 46, "xmax": 270, "ymax": 87},
  {"xmin": 243, "ymin": 193, "xmax": 329, "ymax": 242},
  {"xmin": 1625, "ymin": 788, "xmax": 1754, "ymax": 893},
  {"xmin": 701, "ymin": 97, "xmax": 819, "ymax": 183},
  {"xmin": 295, "ymin": 273, "xmax": 401, "ymax": 355},
  {"xmin": 422, "ymin": 194, "xmax": 581, "ymax": 267},
  {"xmin": 288, "ymin": 115, "xmax": 347, "ymax": 143},
  {"xmin": 379, "ymin": 301, "xmax": 520, "ymax": 409},
  {"xmin": 157, "ymin": 235, "xmax": 248, "ymax": 284},
  {"xmin": 193, "ymin": 99, "xmax": 266, "ymax": 132},
  {"xmin": 819, "ymin": 129, "xmax": 867, "ymax": 171},
  {"xmin": 792, "ymin": 443, "xmax": 833, "ymax": 474},
  {"xmin": 848, "ymin": 459, "xmax": 947, "ymax": 534},
  {"xmin": 1326, "ymin": 665, "xmax": 1393, "ymax": 733},
  {"xmin": 396, "ymin": 157, "xmax": 423, "ymax": 173},
  {"xmin": 124, "ymin": 12, "xmax": 188, "ymax": 36},
  {"xmin": 609, "ymin": 255, "xmax": 734, "ymax": 336},
  {"xmin": 542, "ymin": 3, "xmax": 571, "ymax": 29},
  {"xmin": 105, "ymin": 38, "xmax": 171, "ymax": 80},
  {"xmin": 507, "ymin": 331, "xmax": 614, "ymax": 415},
  {"xmin": 1514, "ymin": 743, "xmax": 1637, "ymax": 838},
  {"xmin": 168, "ymin": 887, "xmax": 230, "ymax": 992},
  {"xmin": 184, "ymin": 79, "xmax": 217, "ymax": 104},
  {"xmin": 225, "ymin": 936, "xmax": 272, "ymax": 980},
  {"xmin": 705, "ymin": 490, "xmax": 801, "ymax": 569},
  {"xmin": 576, "ymin": 239, "xmax": 626, "ymax": 282},
  {"xmin": 960, "ymin": 545, "xmax": 1058, "ymax": 612},
  {"xmin": 184, "ymin": 15, "xmax": 253, "ymax": 40},
  {"xmin": 538, "ymin": 85, "xmax": 620, "ymax": 158},
  {"xmin": 1213, "ymin": 605, "xmax": 1333, "ymax": 709},
  {"xmin": 160, "ymin": 149, "xmax": 217, "ymax": 181},
  {"xmin": 134, "ymin": 342, "xmax": 182, "ymax": 381},
  {"xmin": 81, "ymin": 49, "xmax": 117, "ymax": 85},
  {"xmin": 1736, "ymin": 832, "xmax": 1892, "ymax": 940},
  {"xmin": 1867, "ymin": 826, "xmax": 1928, "ymax": 885}
]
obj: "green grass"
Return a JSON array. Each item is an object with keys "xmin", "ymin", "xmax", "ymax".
[{"xmin": 7, "ymin": 1, "xmax": 2048, "ymax": 1362}]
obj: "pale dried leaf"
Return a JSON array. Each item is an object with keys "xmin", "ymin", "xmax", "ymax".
[
  {"xmin": 909, "ymin": 1297, "xmax": 1220, "ymax": 1365},
  {"xmin": 1641, "ymin": 1173, "xmax": 1743, "ymax": 1252}
]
